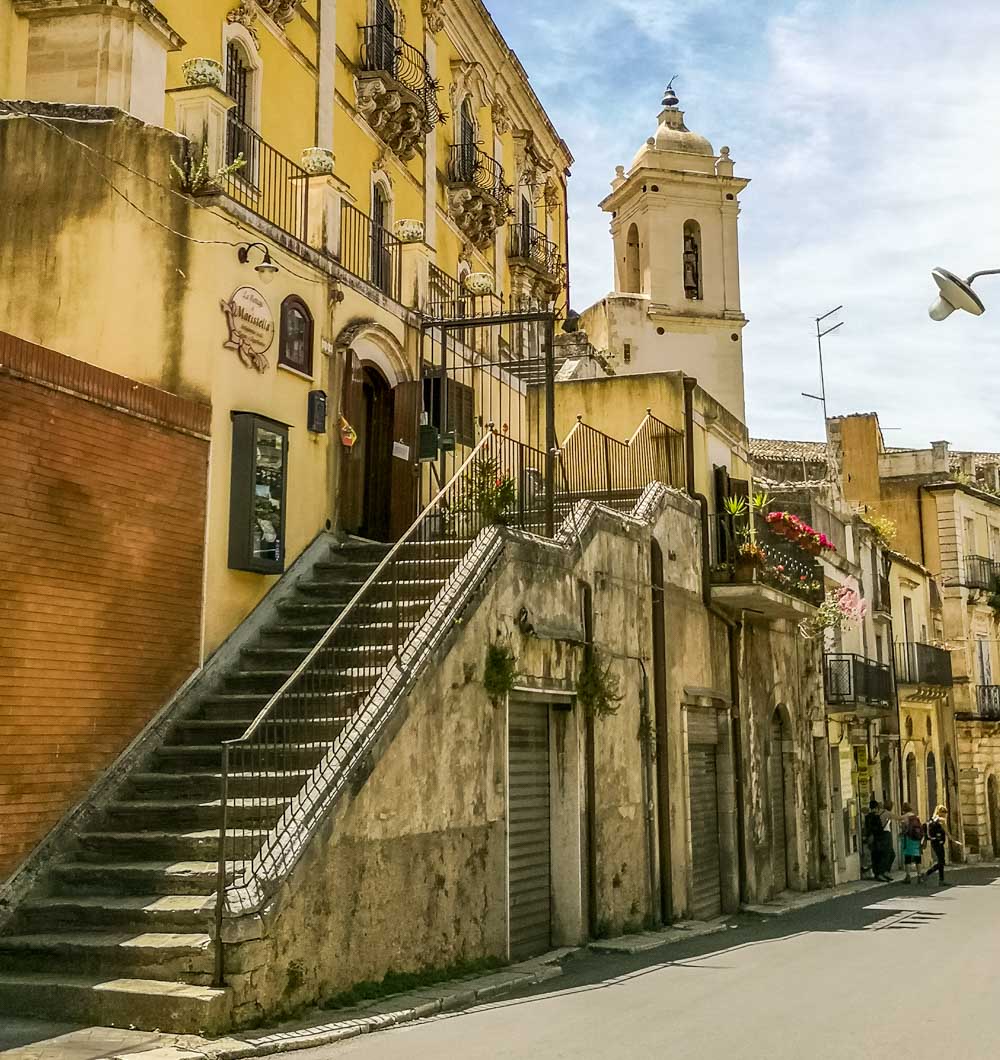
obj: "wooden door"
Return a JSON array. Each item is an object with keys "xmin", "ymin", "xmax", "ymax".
[
  {"xmin": 389, "ymin": 380, "xmax": 421, "ymax": 539},
  {"xmin": 338, "ymin": 349, "xmax": 365, "ymax": 534}
]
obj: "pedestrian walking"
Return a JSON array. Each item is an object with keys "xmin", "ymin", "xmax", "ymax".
[
  {"xmin": 872, "ymin": 799, "xmax": 895, "ymax": 882},
  {"xmin": 862, "ymin": 798, "xmax": 880, "ymax": 879},
  {"xmin": 899, "ymin": 802, "xmax": 924, "ymax": 884},
  {"xmin": 923, "ymin": 805, "xmax": 962, "ymax": 884}
]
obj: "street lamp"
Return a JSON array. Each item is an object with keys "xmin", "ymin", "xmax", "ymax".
[{"xmin": 927, "ymin": 266, "xmax": 997, "ymax": 321}]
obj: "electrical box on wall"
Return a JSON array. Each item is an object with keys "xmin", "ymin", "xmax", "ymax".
[
  {"xmin": 228, "ymin": 412, "xmax": 289, "ymax": 574},
  {"xmin": 307, "ymin": 390, "xmax": 327, "ymax": 434}
]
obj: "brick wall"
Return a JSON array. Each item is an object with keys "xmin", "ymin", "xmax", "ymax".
[{"xmin": 0, "ymin": 334, "xmax": 210, "ymax": 878}]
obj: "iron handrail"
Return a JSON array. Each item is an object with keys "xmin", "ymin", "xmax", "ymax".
[
  {"xmin": 339, "ymin": 200, "xmax": 403, "ymax": 300},
  {"xmin": 894, "ymin": 641, "xmax": 953, "ymax": 686}
]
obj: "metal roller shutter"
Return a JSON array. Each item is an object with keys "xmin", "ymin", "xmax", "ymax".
[
  {"xmin": 689, "ymin": 744, "xmax": 722, "ymax": 919},
  {"xmin": 769, "ymin": 716, "xmax": 788, "ymax": 893},
  {"xmin": 508, "ymin": 700, "xmax": 551, "ymax": 960}
]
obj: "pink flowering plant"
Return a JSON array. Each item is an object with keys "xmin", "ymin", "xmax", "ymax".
[
  {"xmin": 799, "ymin": 581, "xmax": 869, "ymax": 640},
  {"xmin": 765, "ymin": 511, "xmax": 836, "ymax": 556}
]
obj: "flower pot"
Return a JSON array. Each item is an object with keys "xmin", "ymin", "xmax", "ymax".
[
  {"xmin": 463, "ymin": 271, "xmax": 494, "ymax": 295},
  {"xmin": 182, "ymin": 58, "xmax": 225, "ymax": 89},
  {"xmin": 392, "ymin": 218, "xmax": 424, "ymax": 243},
  {"xmin": 734, "ymin": 557, "xmax": 760, "ymax": 582},
  {"xmin": 300, "ymin": 147, "xmax": 335, "ymax": 175}
]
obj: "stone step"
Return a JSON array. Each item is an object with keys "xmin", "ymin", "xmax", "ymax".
[
  {"xmin": 128, "ymin": 769, "xmax": 309, "ymax": 800},
  {"xmin": 49, "ymin": 860, "xmax": 233, "ymax": 897},
  {"xmin": 104, "ymin": 796, "xmax": 288, "ymax": 831},
  {"xmin": 328, "ymin": 540, "xmax": 393, "ymax": 564},
  {"xmin": 181, "ymin": 710, "xmax": 355, "ymax": 739},
  {"xmin": 76, "ymin": 827, "xmax": 266, "ymax": 862},
  {"xmin": 0, "ymin": 930, "xmax": 215, "ymax": 982},
  {"xmin": 259, "ymin": 619, "xmax": 418, "ymax": 648},
  {"xmin": 311, "ymin": 555, "xmax": 454, "ymax": 582},
  {"xmin": 220, "ymin": 666, "xmax": 382, "ymax": 695},
  {"xmin": 275, "ymin": 597, "xmax": 432, "ymax": 623},
  {"xmin": 15, "ymin": 893, "xmax": 216, "ymax": 932},
  {"xmin": 0, "ymin": 973, "xmax": 232, "ymax": 1035},
  {"xmin": 294, "ymin": 576, "xmax": 446, "ymax": 602},
  {"xmin": 152, "ymin": 742, "xmax": 327, "ymax": 771}
]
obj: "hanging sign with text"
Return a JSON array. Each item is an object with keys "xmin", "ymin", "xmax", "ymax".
[{"xmin": 221, "ymin": 286, "xmax": 275, "ymax": 373}]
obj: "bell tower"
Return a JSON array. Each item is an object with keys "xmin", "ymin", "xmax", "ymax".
[{"xmin": 595, "ymin": 84, "xmax": 750, "ymax": 421}]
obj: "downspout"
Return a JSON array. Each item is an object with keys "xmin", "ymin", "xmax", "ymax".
[
  {"xmin": 639, "ymin": 661, "xmax": 659, "ymax": 919},
  {"xmin": 562, "ymin": 168, "xmax": 571, "ymax": 316},
  {"xmin": 684, "ymin": 375, "xmax": 748, "ymax": 902},
  {"xmin": 917, "ymin": 485, "xmax": 927, "ymax": 566},
  {"xmin": 650, "ymin": 541, "xmax": 672, "ymax": 922},
  {"xmin": 582, "ymin": 581, "xmax": 599, "ymax": 937}
]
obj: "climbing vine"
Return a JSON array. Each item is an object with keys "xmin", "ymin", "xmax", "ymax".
[
  {"xmin": 483, "ymin": 640, "xmax": 516, "ymax": 706},
  {"xmin": 578, "ymin": 650, "xmax": 623, "ymax": 719}
]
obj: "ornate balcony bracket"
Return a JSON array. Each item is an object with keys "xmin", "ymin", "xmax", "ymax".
[
  {"xmin": 355, "ymin": 74, "xmax": 433, "ymax": 162},
  {"xmin": 446, "ymin": 186, "xmax": 507, "ymax": 250}
]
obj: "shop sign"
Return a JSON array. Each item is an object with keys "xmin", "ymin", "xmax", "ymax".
[{"xmin": 221, "ymin": 286, "xmax": 275, "ymax": 373}]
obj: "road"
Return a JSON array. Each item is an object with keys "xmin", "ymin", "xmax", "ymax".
[{"xmin": 266, "ymin": 868, "xmax": 1000, "ymax": 1060}]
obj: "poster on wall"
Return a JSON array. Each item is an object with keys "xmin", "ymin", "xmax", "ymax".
[{"xmin": 221, "ymin": 287, "xmax": 275, "ymax": 373}]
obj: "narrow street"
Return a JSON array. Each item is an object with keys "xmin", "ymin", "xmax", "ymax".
[{"xmin": 271, "ymin": 868, "xmax": 1000, "ymax": 1060}]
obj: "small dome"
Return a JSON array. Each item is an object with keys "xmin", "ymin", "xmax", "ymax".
[{"xmin": 630, "ymin": 102, "xmax": 714, "ymax": 169}]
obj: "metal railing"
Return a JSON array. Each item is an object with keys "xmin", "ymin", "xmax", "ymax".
[
  {"xmin": 559, "ymin": 413, "xmax": 685, "ymax": 511},
  {"xmin": 447, "ymin": 144, "xmax": 511, "ymax": 212},
  {"xmin": 709, "ymin": 511, "xmax": 825, "ymax": 606},
  {"xmin": 222, "ymin": 112, "xmax": 309, "ymax": 244},
  {"xmin": 214, "ymin": 429, "xmax": 556, "ymax": 981},
  {"xmin": 874, "ymin": 574, "xmax": 892, "ymax": 613},
  {"xmin": 976, "ymin": 685, "xmax": 1000, "ymax": 718},
  {"xmin": 894, "ymin": 641, "xmax": 953, "ymax": 686},
  {"xmin": 965, "ymin": 555, "xmax": 1000, "ymax": 590},
  {"xmin": 359, "ymin": 23, "xmax": 444, "ymax": 127},
  {"xmin": 508, "ymin": 223, "xmax": 562, "ymax": 276},
  {"xmin": 824, "ymin": 653, "xmax": 894, "ymax": 709},
  {"xmin": 339, "ymin": 201, "xmax": 402, "ymax": 300}
]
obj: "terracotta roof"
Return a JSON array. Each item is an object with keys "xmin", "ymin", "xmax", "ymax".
[{"xmin": 750, "ymin": 438, "xmax": 828, "ymax": 462}]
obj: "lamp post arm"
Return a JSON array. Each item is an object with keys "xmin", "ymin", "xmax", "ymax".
[{"xmin": 966, "ymin": 268, "xmax": 1000, "ymax": 284}]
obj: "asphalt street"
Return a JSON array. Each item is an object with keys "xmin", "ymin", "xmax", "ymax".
[{"xmin": 265, "ymin": 867, "xmax": 1000, "ymax": 1060}]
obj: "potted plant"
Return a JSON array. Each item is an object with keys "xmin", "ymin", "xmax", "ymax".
[
  {"xmin": 392, "ymin": 218, "xmax": 425, "ymax": 243},
  {"xmin": 300, "ymin": 147, "xmax": 335, "ymax": 175},
  {"xmin": 181, "ymin": 58, "xmax": 225, "ymax": 89},
  {"xmin": 734, "ymin": 542, "xmax": 767, "ymax": 582}
]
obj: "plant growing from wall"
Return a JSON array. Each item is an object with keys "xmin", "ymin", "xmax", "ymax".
[
  {"xmin": 798, "ymin": 581, "xmax": 869, "ymax": 640},
  {"xmin": 483, "ymin": 640, "xmax": 516, "ymax": 706},
  {"xmin": 860, "ymin": 510, "xmax": 897, "ymax": 547},
  {"xmin": 988, "ymin": 577, "xmax": 1000, "ymax": 619},
  {"xmin": 578, "ymin": 649, "xmax": 623, "ymax": 718},
  {"xmin": 468, "ymin": 455, "xmax": 517, "ymax": 525},
  {"xmin": 170, "ymin": 144, "xmax": 246, "ymax": 195}
]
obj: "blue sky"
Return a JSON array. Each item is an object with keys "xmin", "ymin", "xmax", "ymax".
[{"xmin": 488, "ymin": 0, "xmax": 1000, "ymax": 449}]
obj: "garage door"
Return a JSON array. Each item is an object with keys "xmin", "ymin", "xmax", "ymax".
[
  {"xmin": 689, "ymin": 745, "xmax": 722, "ymax": 919},
  {"xmin": 508, "ymin": 700, "xmax": 551, "ymax": 959}
]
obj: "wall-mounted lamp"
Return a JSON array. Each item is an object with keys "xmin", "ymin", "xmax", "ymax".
[{"xmin": 237, "ymin": 242, "xmax": 279, "ymax": 284}]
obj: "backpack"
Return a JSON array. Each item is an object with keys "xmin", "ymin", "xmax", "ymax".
[
  {"xmin": 906, "ymin": 816, "xmax": 925, "ymax": 841},
  {"xmin": 864, "ymin": 811, "xmax": 882, "ymax": 840},
  {"xmin": 927, "ymin": 818, "xmax": 945, "ymax": 843}
]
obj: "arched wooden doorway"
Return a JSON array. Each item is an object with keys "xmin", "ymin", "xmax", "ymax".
[
  {"xmin": 359, "ymin": 367, "xmax": 394, "ymax": 540},
  {"xmin": 988, "ymin": 774, "xmax": 1000, "ymax": 856},
  {"xmin": 768, "ymin": 711, "xmax": 790, "ymax": 894},
  {"xmin": 905, "ymin": 752, "xmax": 919, "ymax": 814}
]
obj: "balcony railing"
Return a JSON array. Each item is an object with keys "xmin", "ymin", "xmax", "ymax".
[
  {"xmin": 359, "ymin": 23, "xmax": 444, "ymax": 126},
  {"xmin": 894, "ymin": 641, "xmax": 953, "ymax": 686},
  {"xmin": 709, "ymin": 512, "xmax": 825, "ymax": 607},
  {"xmin": 965, "ymin": 555, "xmax": 1000, "ymax": 590},
  {"xmin": 976, "ymin": 685, "xmax": 1000, "ymax": 718},
  {"xmin": 447, "ymin": 144, "xmax": 512, "ymax": 212},
  {"xmin": 222, "ymin": 112, "xmax": 309, "ymax": 244},
  {"xmin": 824, "ymin": 653, "xmax": 894, "ymax": 710},
  {"xmin": 339, "ymin": 201, "xmax": 402, "ymax": 300},
  {"xmin": 508, "ymin": 223, "xmax": 562, "ymax": 277}
]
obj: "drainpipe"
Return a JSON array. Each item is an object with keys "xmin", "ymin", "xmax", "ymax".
[
  {"xmin": 562, "ymin": 168, "xmax": 571, "ymax": 317},
  {"xmin": 639, "ymin": 661, "xmax": 659, "ymax": 919},
  {"xmin": 682, "ymin": 375, "xmax": 747, "ymax": 903},
  {"xmin": 917, "ymin": 485, "xmax": 927, "ymax": 566},
  {"xmin": 650, "ymin": 541, "xmax": 672, "ymax": 922},
  {"xmin": 582, "ymin": 581, "xmax": 599, "ymax": 936}
]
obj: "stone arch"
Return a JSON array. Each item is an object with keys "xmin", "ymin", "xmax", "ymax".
[
  {"xmin": 624, "ymin": 223, "xmax": 641, "ymax": 294},
  {"xmin": 926, "ymin": 751, "xmax": 938, "ymax": 816},
  {"xmin": 367, "ymin": 0, "xmax": 406, "ymax": 33},
  {"xmin": 903, "ymin": 745, "xmax": 920, "ymax": 815},
  {"xmin": 334, "ymin": 319, "xmax": 411, "ymax": 387}
]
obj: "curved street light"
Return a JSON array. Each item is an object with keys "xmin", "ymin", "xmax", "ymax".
[{"xmin": 927, "ymin": 266, "xmax": 999, "ymax": 320}]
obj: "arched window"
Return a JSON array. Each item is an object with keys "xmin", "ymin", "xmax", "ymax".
[
  {"xmin": 926, "ymin": 752, "xmax": 938, "ymax": 815},
  {"xmin": 371, "ymin": 181, "xmax": 393, "ymax": 295},
  {"xmin": 370, "ymin": 0, "xmax": 397, "ymax": 73},
  {"xmin": 623, "ymin": 223, "xmax": 640, "ymax": 293},
  {"xmin": 683, "ymin": 219, "xmax": 702, "ymax": 300},
  {"xmin": 224, "ymin": 29, "xmax": 262, "ymax": 175},
  {"xmin": 279, "ymin": 296, "xmax": 314, "ymax": 375},
  {"xmin": 456, "ymin": 98, "xmax": 477, "ymax": 181}
]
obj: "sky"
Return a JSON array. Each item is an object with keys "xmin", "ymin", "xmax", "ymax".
[{"xmin": 487, "ymin": 0, "xmax": 1000, "ymax": 450}]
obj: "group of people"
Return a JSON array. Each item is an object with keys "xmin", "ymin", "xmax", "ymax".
[{"xmin": 862, "ymin": 800, "xmax": 960, "ymax": 885}]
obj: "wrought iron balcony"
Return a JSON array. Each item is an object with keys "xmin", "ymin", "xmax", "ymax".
[
  {"xmin": 339, "ymin": 201, "xmax": 402, "ymax": 301},
  {"xmin": 894, "ymin": 641, "xmax": 953, "ymax": 686},
  {"xmin": 222, "ymin": 112, "xmax": 309, "ymax": 244},
  {"xmin": 824, "ymin": 653, "xmax": 894, "ymax": 715},
  {"xmin": 446, "ymin": 144, "xmax": 512, "ymax": 249},
  {"xmin": 357, "ymin": 23, "xmax": 444, "ymax": 160},
  {"xmin": 965, "ymin": 554, "xmax": 1000, "ymax": 590},
  {"xmin": 508, "ymin": 223, "xmax": 562, "ymax": 282},
  {"xmin": 975, "ymin": 685, "xmax": 1000, "ymax": 719},
  {"xmin": 709, "ymin": 512, "xmax": 825, "ymax": 619}
]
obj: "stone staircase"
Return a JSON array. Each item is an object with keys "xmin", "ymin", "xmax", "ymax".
[{"xmin": 0, "ymin": 536, "xmax": 454, "ymax": 1034}]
